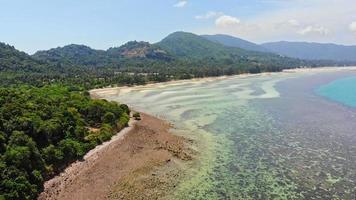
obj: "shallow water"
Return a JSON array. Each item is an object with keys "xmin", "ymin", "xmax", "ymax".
[
  {"xmin": 106, "ymin": 71, "xmax": 356, "ymax": 200},
  {"xmin": 317, "ymin": 76, "xmax": 356, "ymax": 107}
]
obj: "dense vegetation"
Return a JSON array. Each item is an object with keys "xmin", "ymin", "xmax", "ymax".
[
  {"xmin": 32, "ymin": 44, "xmax": 108, "ymax": 67},
  {"xmin": 0, "ymin": 43, "xmax": 57, "ymax": 73},
  {"xmin": 1, "ymin": 32, "xmax": 337, "ymax": 89},
  {"xmin": 0, "ymin": 86, "xmax": 130, "ymax": 199}
]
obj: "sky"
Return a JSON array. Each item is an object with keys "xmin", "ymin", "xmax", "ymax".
[{"xmin": 1, "ymin": 0, "xmax": 356, "ymax": 54}]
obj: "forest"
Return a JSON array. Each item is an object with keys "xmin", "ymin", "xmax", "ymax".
[{"xmin": 0, "ymin": 86, "xmax": 130, "ymax": 199}]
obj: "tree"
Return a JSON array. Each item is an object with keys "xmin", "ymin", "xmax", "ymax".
[
  {"xmin": 117, "ymin": 113, "xmax": 130, "ymax": 130},
  {"xmin": 0, "ymin": 131, "xmax": 6, "ymax": 153},
  {"xmin": 58, "ymin": 139, "xmax": 84, "ymax": 162},
  {"xmin": 41, "ymin": 144, "xmax": 64, "ymax": 167},
  {"xmin": 102, "ymin": 112, "xmax": 116, "ymax": 125}
]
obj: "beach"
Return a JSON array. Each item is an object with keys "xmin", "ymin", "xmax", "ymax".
[
  {"xmin": 90, "ymin": 66, "xmax": 356, "ymax": 99},
  {"xmin": 38, "ymin": 113, "xmax": 192, "ymax": 200}
]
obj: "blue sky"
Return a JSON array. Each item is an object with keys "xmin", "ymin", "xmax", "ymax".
[{"xmin": 1, "ymin": 0, "xmax": 355, "ymax": 53}]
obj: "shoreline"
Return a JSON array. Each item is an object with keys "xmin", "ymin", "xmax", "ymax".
[
  {"xmin": 39, "ymin": 113, "xmax": 192, "ymax": 200},
  {"xmin": 92, "ymin": 66, "xmax": 356, "ymax": 199},
  {"xmin": 90, "ymin": 66, "xmax": 356, "ymax": 99},
  {"xmin": 41, "ymin": 66, "xmax": 356, "ymax": 199},
  {"xmin": 38, "ymin": 118, "xmax": 137, "ymax": 200}
]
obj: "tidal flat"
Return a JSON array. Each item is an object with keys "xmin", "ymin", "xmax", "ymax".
[{"xmin": 95, "ymin": 68, "xmax": 356, "ymax": 200}]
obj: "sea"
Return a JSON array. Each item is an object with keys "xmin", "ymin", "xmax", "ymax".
[{"xmin": 104, "ymin": 69, "xmax": 356, "ymax": 200}]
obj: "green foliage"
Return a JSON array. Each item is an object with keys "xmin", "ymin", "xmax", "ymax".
[
  {"xmin": 103, "ymin": 112, "xmax": 116, "ymax": 125},
  {"xmin": 98, "ymin": 124, "xmax": 113, "ymax": 142},
  {"xmin": 0, "ymin": 131, "xmax": 6, "ymax": 153},
  {"xmin": 32, "ymin": 44, "xmax": 108, "ymax": 67},
  {"xmin": 0, "ymin": 42, "xmax": 50, "ymax": 73},
  {"xmin": 107, "ymin": 41, "xmax": 173, "ymax": 61},
  {"xmin": 0, "ymin": 85, "xmax": 130, "ymax": 199},
  {"xmin": 58, "ymin": 139, "xmax": 84, "ymax": 161},
  {"xmin": 117, "ymin": 113, "xmax": 130, "ymax": 130},
  {"xmin": 42, "ymin": 144, "xmax": 64, "ymax": 168},
  {"xmin": 133, "ymin": 112, "xmax": 141, "ymax": 120}
]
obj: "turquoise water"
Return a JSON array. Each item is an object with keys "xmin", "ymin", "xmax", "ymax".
[
  {"xmin": 317, "ymin": 76, "xmax": 356, "ymax": 107},
  {"xmin": 96, "ymin": 71, "xmax": 356, "ymax": 200}
]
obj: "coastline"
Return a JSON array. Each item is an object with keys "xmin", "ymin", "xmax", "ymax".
[
  {"xmin": 38, "ymin": 113, "xmax": 192, "ymax": 200},
  {"xmin": 38, "ymin": 117, "xmax": 136, "ymax": 200},
  {"xmin": 90, "ymin": 66, "xmax": 356, "ymax": 99},
  {"xmin": 88, "ymin": 65, "xmax": 356, "ymax": 199},
  {"xmin": 40, "ymin": 66, "xmax": 356, "ymax": 200}
]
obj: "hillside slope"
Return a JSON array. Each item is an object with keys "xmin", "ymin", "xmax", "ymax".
[
  {"xmin": 202, "ymin": 34, "xmax": 270, "ymax": 53},
  {"xmin": 155, "ymin": 32, "xmax": 243, "ymax": 59},
  {"xmin": 0, "ymin": 42, "xmax": 49, "ymax": 72},
  {"xmin": 262, "ymin": 41, "xmax": 356, "ymax": 61},
  {"xmin": 32, "ymin": 44, "xmax": 108, "ymax": 67}
]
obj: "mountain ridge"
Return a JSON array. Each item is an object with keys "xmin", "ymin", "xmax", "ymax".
[
  {"xmin": 198, "ymin": 34, "xmax": 356, "ymax": 62},
  {"xmin": 201, "ymin": 34, "xmax": 270, "ymax": 53},
  {"xmin": 154, "ymin": 31, "xmax": 243, "ymax": 59},
  {"xmin": 261, "ymin": 41, "xmax": 356, "ymax": 61},
  {"xmin": 0, "ymin": 42, "xmax": 52, "ymax": 72},
  {"xmin": 29, "ymin": 33, "xmax": 356, "ymax": 63}
]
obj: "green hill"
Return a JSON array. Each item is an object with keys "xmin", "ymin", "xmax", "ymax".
[
  {"xmin": 202, "ymin": 34, "xmax": 270, "ymax": 53},
  {"xmin": 0, "ymin": 42, "xmax": 48, "ymax": 72},
  {"xmin": 155, "ymin": 32, "xmax": 303, "ymax": 68},
  {"xmin": 107, "ymin": 41, "xmax": 172, "ymax": 61},
  {"xmin": 155, "ymin": 31, "xmax": 238, "ymax": 59},
  {"xmin": 32, "ymin": 44, "xmax": 108, "ymax": 67},
  {"xmin": 32, "ymin": 41, "xmax": 173, "ymax": 68}
]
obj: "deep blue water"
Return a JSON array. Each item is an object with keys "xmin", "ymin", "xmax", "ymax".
[{"xmin": 316, "ymin": 76, "xmax": 356, "ymax": 107}]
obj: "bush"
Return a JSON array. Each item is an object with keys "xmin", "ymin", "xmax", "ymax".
[
  {"xmin": 133, "ymin": 112, "xmax": 141, "ymax": 120},
  {"xmin": 98, "ymin": 124, "xmax": 113, "ymax": 142},
  {"xmin": 117, "ymin": 113, "xmax": 130, "ymax": 130},
  {"xmin": 102, "ymin": 112, "xmax": 116, "ymax": 125}
]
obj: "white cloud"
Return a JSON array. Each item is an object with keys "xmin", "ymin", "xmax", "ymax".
[
  {"xmin": 298, "ymin": 25, "xmax": 329, "ymax": 35},
  {"xmin": 215, "ymin": 15, "xmax": 241, "ymax": 27},
  {"xmin": 173, "ymin": 1, "xmax": 187, "ymax": 8},
  {"xmin": 195, "ymin": 0, "xmax": 356, "ymax": 44},
  {"xmin": 350, "ymin": 22, "xmax": 356, "ymax": 32},
  {"xmin": 288, "ymin": 19, "xmax": 300, "ymax": 27},
  {"xmin": 195, "ymin": 11, "xmax": 223, "ymax": 20}
]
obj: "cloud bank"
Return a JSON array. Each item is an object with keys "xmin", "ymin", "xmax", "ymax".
[{"xmin": 194, "ymin": 0, "xmax": 356, "ymax": 44}]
